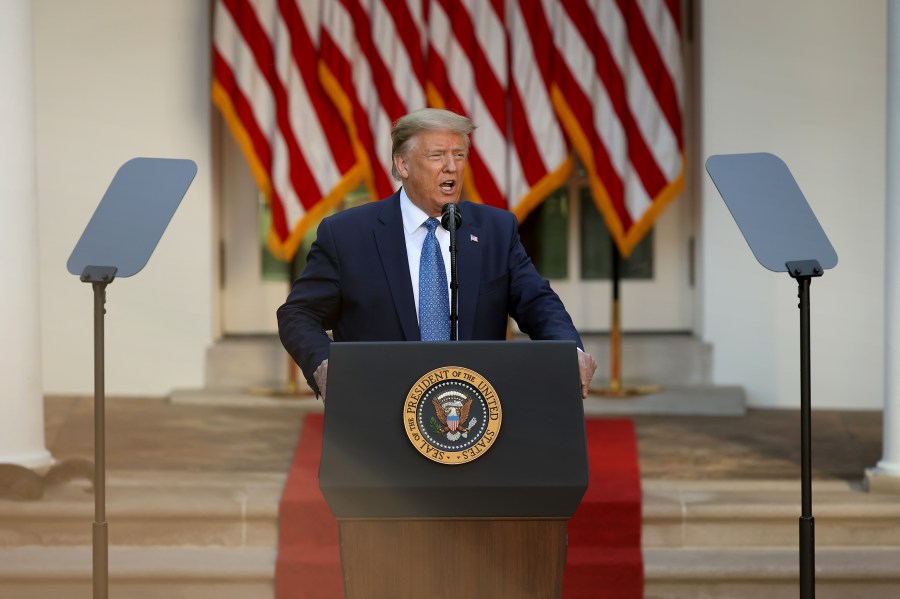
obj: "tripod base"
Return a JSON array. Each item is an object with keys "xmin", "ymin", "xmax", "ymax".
[{"xmin": 589, "ymin": 384, "xmax": 664, "ymax": 398}]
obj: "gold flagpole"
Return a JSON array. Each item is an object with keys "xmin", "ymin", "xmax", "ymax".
[
  {"xmin": 591, "ymin": 237, "xmax": 661, "ymax": 398},
  {"xmin": 609, "ymin": 296, "xmax": 622, "ymax": 392}
]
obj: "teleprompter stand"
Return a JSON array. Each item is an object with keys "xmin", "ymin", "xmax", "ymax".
[
  {"xmin": 706, "ymin": 152, "xmax": 838, "ymax": 599},
  {"xmin": 67, "ymin": 158, "xmax": 197, "ymax": 598}
]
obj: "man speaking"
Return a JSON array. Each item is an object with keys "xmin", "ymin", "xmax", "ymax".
[{"xmin": 277, "ymin": 108, "xmax": 597, "ymax": 399}]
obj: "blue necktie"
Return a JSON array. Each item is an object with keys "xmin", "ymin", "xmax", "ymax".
[{"xmin": 419, "ymin": 218, "xmax": 450, "ymax": 341}]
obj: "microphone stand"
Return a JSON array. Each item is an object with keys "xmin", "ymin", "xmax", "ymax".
[{"xmin": 442, "ymin": 203, "xmax": 461, "ymax": 341}]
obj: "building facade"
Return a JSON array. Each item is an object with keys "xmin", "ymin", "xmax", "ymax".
[{"xmin": 3, "ymin": 0, "xmax": 899, "ymax": 474}]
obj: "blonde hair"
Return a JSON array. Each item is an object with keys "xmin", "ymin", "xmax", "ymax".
[{"xmin": 391, "ymin": 109, "xmax": 475, "ymax": 180}]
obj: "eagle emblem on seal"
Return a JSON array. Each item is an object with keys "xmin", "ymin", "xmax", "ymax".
[
  {"xmin": 431, "ymin": 390, "xmax": 478, "ymax": 441},
  {"xmin": 404, "ymin": 366, "xmax": 502, "ymax": 464}
]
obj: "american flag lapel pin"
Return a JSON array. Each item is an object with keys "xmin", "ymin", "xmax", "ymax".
[{"xmin": 470, "ymin": 234, "xmax": 478, "ymax": 243}]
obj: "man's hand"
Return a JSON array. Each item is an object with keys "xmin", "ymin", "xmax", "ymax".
[
  {"xmin": 578, "ymin": 350, "xmax": 597, "ymax": 399},
  {"xmin": 314, "ymin": 359, "xmax": 328, "ymax": 400}
]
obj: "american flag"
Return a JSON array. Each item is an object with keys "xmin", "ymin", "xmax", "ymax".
[
  {"xmin": 549, "ymin": 0, "xmax": 685, "ymax": 256},
  {"xmin": 213, "ymin": 0, "xmax": 684, "ymax": 260}
]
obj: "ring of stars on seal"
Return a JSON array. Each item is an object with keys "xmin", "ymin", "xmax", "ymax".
[{"xmin": 403, "ymin": 366, "xmax": 502, "ymax": 465}]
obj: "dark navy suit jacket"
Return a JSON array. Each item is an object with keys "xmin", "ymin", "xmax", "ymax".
[{"xmin": 277, "ymin": 191, "xmax": 583, "ymax": 393}]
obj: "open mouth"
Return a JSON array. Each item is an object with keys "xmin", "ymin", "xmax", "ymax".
[{"xmin": 440, "ymin": 180, "xmax": 456, "ymax": 193}]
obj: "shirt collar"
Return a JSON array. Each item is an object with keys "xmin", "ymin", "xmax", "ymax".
[{"xmin": 399, "ymin": 187, "xmax": 431, "ymax": 235}]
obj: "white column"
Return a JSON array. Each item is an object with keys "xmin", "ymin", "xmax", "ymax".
[
  {"xmin": 876, "ymin": 0, "xmax": 900, "ymax": 479},
  {"xmin": 0, "ymin": 0, "xmax": 53, "ymax": 469}
]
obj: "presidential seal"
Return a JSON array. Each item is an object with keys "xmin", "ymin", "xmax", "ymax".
[{"xmin": 403, "ymin": 366, "xmax": 502, "ymax": 465}]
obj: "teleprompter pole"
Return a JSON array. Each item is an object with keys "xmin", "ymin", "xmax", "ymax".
[
  {"xmin": 706, "ymin": 153, "xmax": 837, "ymax": 599},
  {"xmin": 788, "ymin": 259, "xmax": 822, "ymax": 599},
  {"xmin": 82, "ymin": 265, "xmax": 117, "ymax": 599},
  {"xmin": 66, "ymin": 158, "xmax": 197, "ymax": 597},
  {"xmin": 93, "ymin": 281, "xmax": 107, "ymax": 599}
]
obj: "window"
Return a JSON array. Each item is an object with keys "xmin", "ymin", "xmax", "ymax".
[{"xmin": 520, "ymin": 169, "xmax": 654, "ymax": 282}]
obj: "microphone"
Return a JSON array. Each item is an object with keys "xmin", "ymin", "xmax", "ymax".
[
  {"xmin": 440, "ymin": 202, "xmax": 460, "ymax": 341},
  {"xmin": 441, "ymin": 202, "xmax": 462, "ymax": 230}
]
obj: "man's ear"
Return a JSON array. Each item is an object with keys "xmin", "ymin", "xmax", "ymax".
[{"xmin": 393, "ymin": 154, "xmax": 408, "ymax": 179}]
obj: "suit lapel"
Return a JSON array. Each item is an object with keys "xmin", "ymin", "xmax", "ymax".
[
  {"xmin": 373, "ymin": 193, "xmax": 419, "ymax": 340},
  {"xmin": 457, "ymin": 203, "xmax": 482, "ymax": 341}
]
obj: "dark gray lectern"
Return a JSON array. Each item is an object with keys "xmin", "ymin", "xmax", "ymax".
[
  {"xmin": 706, "ymin": 152, "xmax": 837, "ymax": 599},
  {"xmin": 320, "ymin": 340, "xmax": 589, "ymax": 599},
  {"xmin": 67, "ymin": 158, "xmax": 197, "ymax": 599}
]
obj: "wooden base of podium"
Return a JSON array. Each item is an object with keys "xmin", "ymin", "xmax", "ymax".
[{"xmin": 338, "ymin": 519, "xmax": 568, "ymax": 599}]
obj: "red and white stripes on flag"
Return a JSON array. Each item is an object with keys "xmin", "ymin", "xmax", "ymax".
[
  {"xmin": 212, "ymin": 0, "xmax": 361, "ymax": 260},
  {"xmin": 549, "ymin": 0, "xmax": 685, "ymax": 256},
  {"xmin": 318, "ymin": 0, "xmax": 427, "ymax": 200},
  {"xmin": 212, "ymin": 0, "xmax": 684, "ymax": 261},
  {"xmin": 508, "ymin": 0, "xmax": 575, "ymax": 218}
]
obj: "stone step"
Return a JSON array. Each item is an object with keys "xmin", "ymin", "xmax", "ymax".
[
  {"xmin": 643, "ymin": 547, "xmax": 900, "ymax": 599},
  {"xmin": 193, "ymin": 334, "xmax": 729, "ymax": 413},
  {"xmin": 173, "ymin": 384, "xmax": 746, "ymax": 417},
  {"xmin": 4, "ymin": 476, "xmax": 898, "ymax": 553},
  {"xmin": 170, "ymin": 387, "xmax": 321, "ymax": 409},
  {"xmin": 4, "ymin": 476, "xmax": 898, "ymax": 550},
  {"xmin": 206, "ymin": 333, "xmax": 722, "ymax": 390},
  {"xmin": 642, "ymin": 480, "xmax": 900, "ymax": 548},
  {"xmin": 203, "ymin": 335, "xmax": 292, "ymax": 390},
  {"xmin": 0, "ymin": 546, "xmax": 275, "ymax": 599},
  {"xmin": 553, "ymin": 332, "xmax": 716, "ymax": 386},
  {"xmin": 583, "ymin": 383, "xmax": 745, "ymax": 416},
  {"xmin": 0, "ymin": 471, "xmax": 284, "ymax": 548},
  {"xmin": 2, "ymin": 546, "xmax": 898, "ymax": 599}
]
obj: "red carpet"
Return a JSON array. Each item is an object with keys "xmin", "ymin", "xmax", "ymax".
[
  {"xmin": 562, "ymin": 419, "xmax": 644, "ymax": 598},
  {"xmin": 275, "ymin": 415, "xmax": 642, "ymax": 598}
]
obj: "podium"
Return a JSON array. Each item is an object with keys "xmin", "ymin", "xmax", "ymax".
[{"xmin": 320, "ymin": 340, "xmax": 589, "ymax": 599}]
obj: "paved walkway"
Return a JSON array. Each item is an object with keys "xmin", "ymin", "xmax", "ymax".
[{"xmin": 42, "ymin": 396, "xmax": 882, "ymax": 483}]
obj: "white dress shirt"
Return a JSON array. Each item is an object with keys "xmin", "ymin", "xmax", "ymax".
[{"xmin": 399, "ymin": 187, "xmax": 452, "ymax": 324}]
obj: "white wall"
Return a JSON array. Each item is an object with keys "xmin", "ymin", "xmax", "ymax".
[
  {"xmin": 699, "ymin": 0, "xmax": 888, "ymax": 408},
  {"xmin": 33, "ymin": 0, "xmax": 214, "ymax": 396}
]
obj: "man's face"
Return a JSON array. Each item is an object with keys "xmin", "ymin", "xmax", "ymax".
[{"xmin": 393, "ymin": 130, "xmax": 467, "ymax": 217}]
